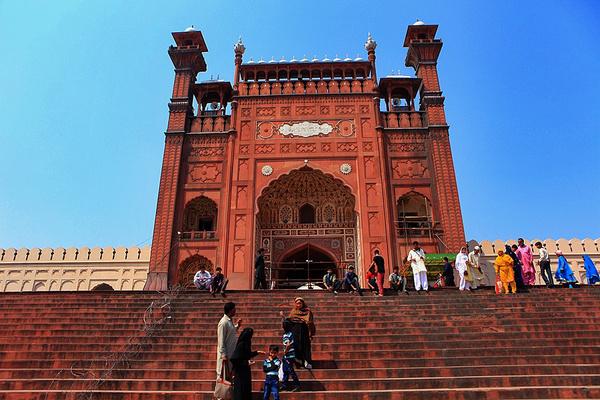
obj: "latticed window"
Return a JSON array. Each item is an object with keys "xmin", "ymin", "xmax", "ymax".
[
  {"xmin": 279, "ymin": 205, "xmax": 293, "ymax": 224},
  {"xmin": 323, "ymin": 204, "xmax": 336, "ymax": 223}
]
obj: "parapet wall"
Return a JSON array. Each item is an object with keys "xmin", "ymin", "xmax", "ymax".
[
  {"xmin": 0, "ymin": 246, "xmax": 150, "ymax": 292},
  {"xmin": 1, "ymin": 239, "xmax": 599, "ymax": 292}
]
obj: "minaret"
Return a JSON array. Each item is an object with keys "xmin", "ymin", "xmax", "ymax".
[
  {"xmin": 145, "ymin": 26, "xmax": 208, "ymax": 290},
  {"xmin": 404, "ymin": 20, "xmax": 466, "ymax": 251}
]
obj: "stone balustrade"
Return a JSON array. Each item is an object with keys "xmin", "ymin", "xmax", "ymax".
[
  {"xmin": 189, "ymin": 115, "xmax": 230, "ymax": 133},
  {"xmin": 238, "ymin": 78, "xmax": 375, "ymax": 96},
  {"xmin": 381, "ymin": 111, "xmax": 426, "ymax": 128}
]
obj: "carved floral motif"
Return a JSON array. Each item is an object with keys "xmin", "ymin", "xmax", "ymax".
[{"xmin": 189, "ymin": 163, "xmax": 222, "ymax": 183}]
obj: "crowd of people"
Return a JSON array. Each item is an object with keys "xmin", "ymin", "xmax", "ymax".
[
  {"xmin": 197, "ymin": 240, "xmax": 600, "ymax": 299},
  {"xmin": 216, "ymin": 298, "xmax": 314, "ymax": 399},
  {"xmin": 208, "ymin": 241, "xmax": 600, "ymax": 399}
]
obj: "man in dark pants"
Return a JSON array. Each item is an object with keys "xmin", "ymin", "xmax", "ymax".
[
  {"xmin": 254, "ymin": 248, "xmax": 268, "ymax": 289},
  {"xmin": 370, "ymin": 249, "xmax": 385, "ymax": 296},
  {"xmin": 535, "ymin": 241, "xmax": 554, "ymax": 287}
]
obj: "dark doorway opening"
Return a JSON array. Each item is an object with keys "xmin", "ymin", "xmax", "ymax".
[{"xmin": 277, "ymin": 245, "xmax": 337, "ymax": 288}]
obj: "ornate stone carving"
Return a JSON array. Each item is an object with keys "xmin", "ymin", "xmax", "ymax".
[
  {"xmin": 296, "ymin": 143, "xmax": 316, "ymax": 153},
  {"xmin": 257, "ymin": 122, "xmax": 276, "ymax": 139},
  {"xmin": 360, "ymin": 105, "xmax": 370, "ymax": 114},
  {"xmin": 189, "ymin": 146, "xmax": 225, "ymax": 159},
  {"xmin": 388, "ymin": 142, "xmax": 426, "ymax": 153},
  {"xmin": 321, "ymin": 143, "xmax": 331, "ymax": 152},
  {"xmin": 336, "ymin": 120, "xmax": 355, "ymax": 137},
  {"xmin": 320, "ymin": 106, "xmax": 330, "ymax": 115},
  {"xmin": 261, "ymin": 165, "xmax": 273, "ymax": 176},
  {"xmin": 280, "ymin": 143, "xmax": 291, "ymax": 153},
  {"xmin": 256, "ymin": 107, "xmax": 275, "ymax": 117},
  {"xmin": 296, "ymin": 105, "xmax": 316, "ymax": 116},
  {"xmin": 337, "ymin": 142, "xmax": 358, "ymax": 152},
  {"xmin": 189, "ymin": 163, "xmax": 222, "ymax": 183},
  {"xmin": 340, "ymin": 163, "xmax": 352, "ymax": 175},
  {"xmin": 392, "ymin": 159, "xmax": 429, "ymax": 179},
  {"xmin": 241, "ymin": 108, "xmax": 251, "ymax": 117},
  {"xmin": 280, "ymin": 106, "xmax": 291, "ymax": 116},
  {"xmin": 363, "ymin": 142, "xmax": 374, "ymax": 152},
  {"xmin": 335, "ymin": 105, "xmax": 355, "ymax": 115},
  {"xmin": 239, "ymin": 145, "xmax": 249, "ymax": 155},
  {"xmin": 279, "ymin": 121, "xmax": 333, "ymax": 137},
  {"xmin": 255, "ymin": 144, "xmax": 274, "ymax": 154}
]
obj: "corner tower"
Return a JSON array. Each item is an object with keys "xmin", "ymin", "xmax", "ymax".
[{"xmin": 403, "ymin": 21, "xmax": 466, "ymax": 251}]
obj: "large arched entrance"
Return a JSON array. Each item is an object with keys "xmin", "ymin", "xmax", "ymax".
[{"xmin": 256, "ymin": 166, "xmax": 357, "ymax": 288}]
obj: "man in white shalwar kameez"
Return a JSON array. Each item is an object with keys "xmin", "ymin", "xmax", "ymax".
[
  {"xmin": 467, "ymin": 246, "xmax": 485, "ymax": 289},
  {"xmin": 455, "ymin": 247, "xmax": 471, "ymax": 291},
  {"xmin": 407, "ymin": 241, "xmax": 428, "ymax": 292},
  {"xmin": 216, "ymin": 302, "xmax": 241, "ymax": 378}
]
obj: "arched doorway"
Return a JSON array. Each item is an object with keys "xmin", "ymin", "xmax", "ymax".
[
  {"xmin": 277, "ymin": 245, "xmax": 337, "ymax": 288},
  {"xmin": 256, "ymin": 167, "xmax": 357, "ymax": 288},
  {"xmin": 177, "ymin": 254, "xmax": 213, "ymax": 288}
]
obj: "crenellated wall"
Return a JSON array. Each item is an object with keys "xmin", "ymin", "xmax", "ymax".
[{"xmin": 0, "ymin": 246, "xmax": 150, "ymax": 292}]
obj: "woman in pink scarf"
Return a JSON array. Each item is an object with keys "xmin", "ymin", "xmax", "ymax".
[{"xmin": 515, "ymin": 238, "xmax": 536, "ymax": 285}]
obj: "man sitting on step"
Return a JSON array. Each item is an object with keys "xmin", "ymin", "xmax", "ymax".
[
  {"xmin": 210, "ymin": 267, "xmax": 229, "ymax": 297},
  {"xmin": 342, "ymin": 265, "xmax": 362, "ymax": 295},
  {"xmin": 322, "ymin": 268, "xmax": 341, "ymax": 294},
  {"xmin": 193, "ymin": 265, "xmax": 212, "ymax": 290}
]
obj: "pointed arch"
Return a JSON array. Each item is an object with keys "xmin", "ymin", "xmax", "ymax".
[{"xmin": 177, "ymin": 254, "xmax": 214, "ymax": 288}]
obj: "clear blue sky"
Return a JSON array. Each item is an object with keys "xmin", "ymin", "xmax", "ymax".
[{"xmin": 1, "ymin": 0, "xmax": 599, "ymax": 248}]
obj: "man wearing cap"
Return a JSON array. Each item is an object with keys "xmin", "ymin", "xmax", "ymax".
[{"xmin": 467, "ymin": 245, "xmax": 486, "ymax": 289}]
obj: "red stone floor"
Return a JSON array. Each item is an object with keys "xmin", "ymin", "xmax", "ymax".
[{"xmin": 0, "ymin": 287, "xmax": 599, "ymax": 399}]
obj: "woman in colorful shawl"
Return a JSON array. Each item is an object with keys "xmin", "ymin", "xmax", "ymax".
[
  {"xmin": 582, "ymin": 255, "xmax": 600, "ymax": 285},
  {"xmin": 515, "ymin": 238, "xmax": 536, "ymax": 286},
  {"xmin": 507, "ymin": 245, "xmax": 526, "ymax": 291},
  {"xmin": 494, "ymin": 249, "xmax": 516, "ymax": 294},
  {"xmin": 230, "ymin": 328, "xmax": 264, "ymax": 400},
  {"xmin": 280, "ymin": 297, "xmax": 316, "ymax": 369},
  {"xmin": 555, "ymin": 251, "xmax": 578, "ymax": 287}
]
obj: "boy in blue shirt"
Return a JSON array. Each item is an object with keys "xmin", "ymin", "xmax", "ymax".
[
  {"xmin": 281, "ymin": 320, "xmax": 300, "ymax": 391},
  {"xmin": 263, "ymin": 345, "xmax": 282, "ymax": 400}
]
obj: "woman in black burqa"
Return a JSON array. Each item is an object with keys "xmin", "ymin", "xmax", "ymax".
[{"xmin": 230, "ymin": 327, "xmax": 264, "ymax": 400}]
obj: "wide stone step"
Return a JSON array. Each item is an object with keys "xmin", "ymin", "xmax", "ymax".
[{"xmin": 3, "ymin": 385, "xmax": 600, "ymax": 400}]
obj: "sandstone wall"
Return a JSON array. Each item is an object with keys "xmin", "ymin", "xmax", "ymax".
[{"xmin": 0, "ymin": 246, "xmax": 150, "ymax": 292}]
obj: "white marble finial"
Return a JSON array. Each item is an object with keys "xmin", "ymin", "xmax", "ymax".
[
  {"xmin": 365, "ymin": 32, "xmax": 377, "ymax": 51},
  {"xmin": 234, "ymin": 36, "xmax": 245, "ymax": 55}
]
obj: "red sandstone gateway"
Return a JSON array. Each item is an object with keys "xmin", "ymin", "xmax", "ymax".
[{"xmin": 145, "ymin": 22, "xmax": 465, "ymax": 290}]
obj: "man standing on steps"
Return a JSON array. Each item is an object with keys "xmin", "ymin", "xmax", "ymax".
[
  {"xmin": 254, "ymin": 248, "xmax": 268, "ymax": 290},
  {"xmin": 216, "ymin": 302, "xmax": 241, "ymax": 379},
  {"xmin": 407, "ymin": 241, "xmax": 428, "ymax": 292},
  {"xmin": 370, "ymin": 249, "xmax": 385, "ymax": 297}
]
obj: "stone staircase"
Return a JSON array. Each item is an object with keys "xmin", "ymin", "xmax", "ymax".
[{"xmin": 1, "ymin": 288, "xmax": 600, "ymax": 399}]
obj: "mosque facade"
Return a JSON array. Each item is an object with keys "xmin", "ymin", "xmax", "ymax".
[{"xmin": 145, "ymin": 22, "xmax": 466, "ymax": 290}]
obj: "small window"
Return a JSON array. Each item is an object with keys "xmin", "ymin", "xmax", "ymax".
[{"xmin": 299, "ymin": 204, "xmax": 316, "ymax": 224}]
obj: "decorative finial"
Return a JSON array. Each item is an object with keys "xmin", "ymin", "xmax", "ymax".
[
  {"xmin": 184, "ymin": 25, "xmax": 197, "ymax": 32},
  {"xmin": 413, "ymin": 19, "xmax": 425, "ymax": 26},
  {"xmin": 365, "ymin": 32, "xmax": 377, "ymax": 51},
  {"xmin": 234, "ymin": 36, "xmax": 245, "ymax": 55}
]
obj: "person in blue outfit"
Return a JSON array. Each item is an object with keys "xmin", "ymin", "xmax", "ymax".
[
  {"xmin": 582, "ymin": 255, "xmax": 600, "ymax": 285},
  {"xmin": 262, "ymin": 345, "xmax": 282, "ymax": 400},
  {"xmin": 281, "ymin": 319, "xmax": 300, "ymax": 391},
  {"xmin": 554, "ymin": 251, "xmax": 578, "ymax": 288}
]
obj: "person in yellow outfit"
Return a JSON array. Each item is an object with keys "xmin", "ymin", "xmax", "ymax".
[{"xmin": 494, "ymin": 249, "xmax": 517, "ymax": 294}]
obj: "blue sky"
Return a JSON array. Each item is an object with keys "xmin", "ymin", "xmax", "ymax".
[{"xmin": 0, "ymin": 0, "xmax": 599, "ymax": 248}]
